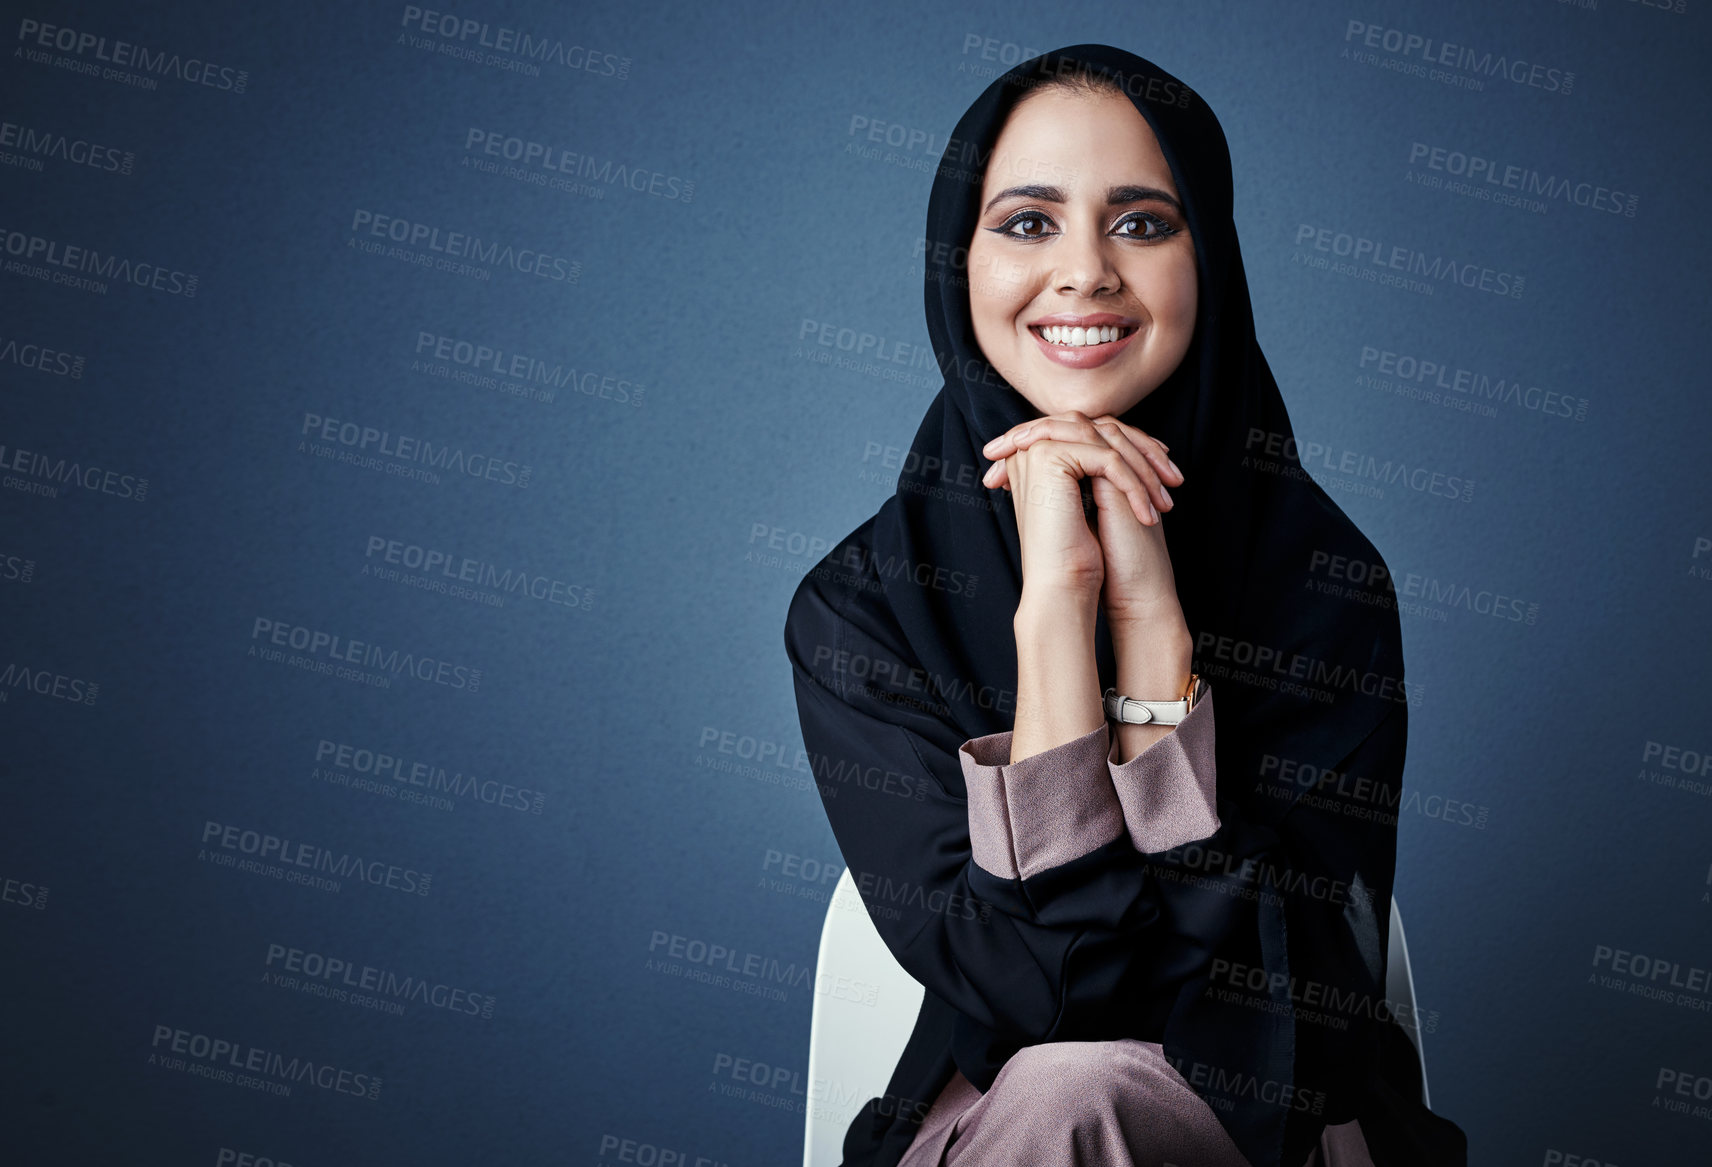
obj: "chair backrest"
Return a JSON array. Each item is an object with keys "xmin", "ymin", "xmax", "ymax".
[{"xmin": 803, "ymin": 868, "xmax": 1427, "ymax": 1167}]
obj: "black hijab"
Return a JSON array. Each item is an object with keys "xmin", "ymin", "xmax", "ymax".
[
  {"xmin": 882, "ymin": 43, "xmax": 1408, "ymax": 787},
  {"xmin": 788, "ymin": 43, "xmax": 1465, "ymax": 1167}
]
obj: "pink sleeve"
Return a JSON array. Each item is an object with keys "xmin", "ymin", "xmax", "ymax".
[
  {"xmin": 1106, "ymin": 688, "xmax": 1221, "ymax": 854},
  {"xmin": 958, "ymin": 688, "xmax": 1221, "ymax": 878},
  {"xmin": 958, "ymin": 723, "xmax": 1125, "ymax": 880}
]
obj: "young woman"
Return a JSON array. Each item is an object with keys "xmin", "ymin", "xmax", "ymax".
[{"xmin": 784, "ymin": 44, "xmax": 1468, "ymax": 1167}]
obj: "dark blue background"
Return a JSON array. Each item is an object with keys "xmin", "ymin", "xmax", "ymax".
[{"xmin": 4, "ymin": 1, "xmax": 1709, "ymax": 1164}]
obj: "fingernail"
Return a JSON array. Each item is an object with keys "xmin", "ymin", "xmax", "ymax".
[
  {"xmin": 1159, "ymin": 487, "xmax": 1173, "ymax": 509},
  {"xmin": 1147, "ymin": 502, "xmax": 1159, "ymax": 523},
  {"xmin": 1166, "ymin": 459, "xmax": 1182, "ymax": 478}
]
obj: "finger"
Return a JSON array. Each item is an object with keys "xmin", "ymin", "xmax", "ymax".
[
  {"xmin": 982, "ymin": 415, "xmax": 1099, "ymax": 488},
  {"xmin": 988, "ymin": 414, "xmax": 1179, "ymax": 493},
  {"xmin": 980, "ymin": 412, "xmax": 1098, "ymax": 462},
  {"xmin": 1095, "ymin": 414, "xmax": 1183, "ymax": 487},
  {"xmin": 1065, "ymin": 443, "xmax": 1159, "ymax": 526},
  {"xmin": 985, "ymin": 436, "xmax": 1154, "ymax": 523},
  {"xmin": 979, "ymin": 410, "xmax": 1095, "ymax": 462},
  {"xmin": 1086, "ymin": 418, "xmax": 1173, "ymax": 514},
  {"xmin": 1099, "ymin": 451, "xmax": 1160, "ymax": 526},
  {"xmin": 983, "ymin": 417, "xmax": 1170, "ymax": 510}
]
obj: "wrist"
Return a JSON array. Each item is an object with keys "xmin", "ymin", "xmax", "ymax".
[
  {"xmin": 1016, "ymin": 582, "xmax": 1101, "ymax": 632},
  {"xmin": 1106, "ymin": 592, "xmax": 1188, "ymax": 638},
  {"xmin": 1112, "ymin": 620, "xmax": 1194, "ymax": 699}
]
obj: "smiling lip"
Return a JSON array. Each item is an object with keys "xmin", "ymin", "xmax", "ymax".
[
  {"xmin": 1028, "ymin": 314, "xmax": 1141, "ymax": 368},
  {"xmin": 1029, "ymin": 313, "xmax": 1139, "ymax": 328}
]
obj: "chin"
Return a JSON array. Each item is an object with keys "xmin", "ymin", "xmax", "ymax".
[{"xmin": 1023, "ymin": 369, "xmax": 1148, "ymax": 418}]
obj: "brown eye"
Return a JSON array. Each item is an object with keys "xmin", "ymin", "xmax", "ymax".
[
  {"xmin": 1115, "ymin": 212, "xmax": 1178, "ymax": 241},
  {"xmin": 997, "ymin": 212, "xmax": 1053, "ymax": 240}
]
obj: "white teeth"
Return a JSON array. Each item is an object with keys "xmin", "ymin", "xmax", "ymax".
[{"xmin": 1040, "ymin": 325, "xmax": 1129, "ymax": 347}]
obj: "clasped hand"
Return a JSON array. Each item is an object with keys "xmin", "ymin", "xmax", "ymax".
[{"xmin": 980, "ymin": 410, "xmax": 1186, "ymax": 630}]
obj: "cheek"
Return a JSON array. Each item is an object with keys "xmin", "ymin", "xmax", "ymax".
[
  {"xmin": 966, "ymin": 241, "xmax": 1033, "ymax": 323},
  {"xmin": 1148, "ymin": 258, "xmax": 1199, "ymax": 334}
]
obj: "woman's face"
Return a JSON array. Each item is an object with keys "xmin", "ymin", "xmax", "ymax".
[{"xmin": 967, "ymin": 85, "xmax": 1197, "ymax": 418}]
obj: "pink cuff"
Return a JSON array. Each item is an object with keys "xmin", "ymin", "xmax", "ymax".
[
  {"xmin": 1107, "ymin": 689, "xmax": 1221, "ymax": 853},
  {"xmin": 959, "ymin": 722, "xmax": 1125, "ymax": 880}
]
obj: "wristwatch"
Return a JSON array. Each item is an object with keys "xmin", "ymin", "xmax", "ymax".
[{"xmin": 1103, "ymin": 674, "xmax": 1206, "ymax": 726}]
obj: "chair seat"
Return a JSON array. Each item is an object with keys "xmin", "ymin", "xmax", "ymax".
[{"xmin": 803, "ymin": 868, "xmax": 1428, "ymax": 1167}]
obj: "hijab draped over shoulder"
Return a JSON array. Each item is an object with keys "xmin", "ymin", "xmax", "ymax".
[{"xmin": 785, "ymin": 43, "xmax": 1465, "ymax": 1167}]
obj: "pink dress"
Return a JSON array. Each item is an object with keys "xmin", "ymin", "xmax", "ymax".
[{"xmin": 898, "ymin": 692, "xmax": 1375, "ymax": 1167}]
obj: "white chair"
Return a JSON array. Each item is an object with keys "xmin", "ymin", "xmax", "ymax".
[{"xmin": 803, "ymin": 868, "xmax": 1428, "ymax": 1167}]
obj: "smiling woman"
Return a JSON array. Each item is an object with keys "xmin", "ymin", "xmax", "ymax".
[
  {"xmin": 784, "ymin": 44, "xmax": 1469, "ymax": 1167},
  {"xmin": 967, "ymin": 81, "xmax": 1199, "ymax": 403}
]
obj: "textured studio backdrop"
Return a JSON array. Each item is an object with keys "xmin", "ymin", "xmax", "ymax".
[{"xmin": 3, "ymin": 1, "xmax": 1710, "ymax": 1164}]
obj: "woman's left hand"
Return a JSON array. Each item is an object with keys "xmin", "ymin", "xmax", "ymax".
[{"xmin": 982, "ymin": 411, "xmax": 1187, "ymax": 628}]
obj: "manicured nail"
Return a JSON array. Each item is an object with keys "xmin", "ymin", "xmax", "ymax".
[
  {"xmin": 1166, "ymin": 458, "xmax": 1182, "ymax": 478},
  {"xmin": 1147, "ymin": 502, "xmax": 1159, "ymax": 523},
  {"xmin": 1159, "ymin": 487, "xmax": 1173, "ymax": 509}
]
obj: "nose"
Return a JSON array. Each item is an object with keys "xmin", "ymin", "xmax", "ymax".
[{"xmin": 1051, "ymin": 222, "xmax": 1120, "ymax": 297}]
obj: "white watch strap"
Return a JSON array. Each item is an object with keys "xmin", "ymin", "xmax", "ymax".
[
  {"xmin": 1103, "ymin": 689, "xmax": 1187, "ymax": 725},
  {"xmin": 1102, "ymin": 676, "xmax": 1204, "ymax": 726}
]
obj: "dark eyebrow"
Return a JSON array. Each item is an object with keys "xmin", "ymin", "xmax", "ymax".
[{"xmin": 982, "ymin": 183, "xmax": 1183, "ymax": 217}]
